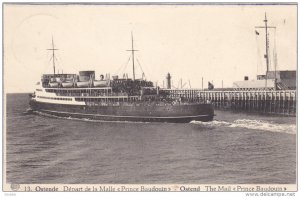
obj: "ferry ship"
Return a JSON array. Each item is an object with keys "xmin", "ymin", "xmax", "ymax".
[{"xmin": 29, "ymin": 35, "xmax": 214, "ymax": 123}]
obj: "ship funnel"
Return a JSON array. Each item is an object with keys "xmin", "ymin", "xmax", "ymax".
[{"xmin": 166, "ymin": 73, "xmax": 171, "ymax": 89}]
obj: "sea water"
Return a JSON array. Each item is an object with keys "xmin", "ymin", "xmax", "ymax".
[{"xmin": 5, "ymin": 93, "xmax": 296, "ymax": 184}]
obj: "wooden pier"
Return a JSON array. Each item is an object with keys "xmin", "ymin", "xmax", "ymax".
[{"xmin": 164, "ymin": 89, "xmax": 297, "ymax": 116}]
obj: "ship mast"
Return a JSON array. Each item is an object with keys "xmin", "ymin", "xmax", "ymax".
[
  {"xmin": 264, "ymin": 13, "xmax": 270, "ymax": 72},
  {"xmin": 255, "ymin": 13, "xmax": 276, "ymax": 75},
  {"xmin": 47, "ymin": 36, "xmax": 59, "ymax": 76},
  {"xmin": 127, "ymin": 32, "xmax": 138, "ymax": 81}
]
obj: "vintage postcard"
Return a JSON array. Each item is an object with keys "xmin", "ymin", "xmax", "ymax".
[{"xmin": 2, "ymin": 2, "xmax": 297, "ymax": 195}]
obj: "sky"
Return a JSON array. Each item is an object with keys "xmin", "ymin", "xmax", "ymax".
[{"xmin": 4, "ymin": 3, "xmax": 297, "ymax": 93}]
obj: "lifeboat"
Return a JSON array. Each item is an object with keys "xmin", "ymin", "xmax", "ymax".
[
  {"xmin": 93, "ymin": 80, "xmax": 107, "ymax": 87},
  {"xmin": 76, "ymin": 81, "xmax": 90, "ymax": 88},
  {"xmin": 56, "ymin": 77, "xmax": 63, "ymax": 83},
  {"xmin": 62, "ymin": 81, "xmax": 74, "ymax": 88},
  {"xmin": 49, "ymin": 82, "xmax": 59, "ymax": 88}
]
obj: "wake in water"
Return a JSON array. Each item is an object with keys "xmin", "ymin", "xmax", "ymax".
[
  {"xmin": 22, "ymin": 108, "xmax": 35, "ymax": 115},
  {"xmin": 25, "ymin": 109, "xmax": 296, "ymax": 133},
  {"xmin": 190, "ymin": 119, "xmax": 296, "ymax": 134}
]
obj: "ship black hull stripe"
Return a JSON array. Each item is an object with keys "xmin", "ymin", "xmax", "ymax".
[{"xmin": 40, "ymin": 109, "xmax": 211, "ymax": 119}]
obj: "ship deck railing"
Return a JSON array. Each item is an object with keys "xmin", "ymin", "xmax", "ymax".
[
  {"xmin": 44, "ymin": 86, "xmax": 112, "ymax": 90},
  {"xmin": 54, "ymin": 92, "xmax": 129, "ymax": 97},
  {"xmin": 85, "ymin": 100, "xmax": 209, "ymax": 107}
]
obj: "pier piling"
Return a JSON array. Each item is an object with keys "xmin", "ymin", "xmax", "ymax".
[{"xmin": 165, "ymin": 89, "xmax": 296, "ymax": 116}]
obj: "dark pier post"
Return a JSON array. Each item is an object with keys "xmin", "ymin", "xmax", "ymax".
[
  {"xmin": 287, "ymin": 92, "xmax": 290, "ymax": 115},
  {"xmin": 270, "ymin": 92, "xmax": 273, "ymax": 113},
  {"xmin": 292, "ymin": 91, "xmax": 296, "ymax": 115},
  {"xmin": 283, "ymin": 92, "xmax": 286, "ymax": 114}
]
